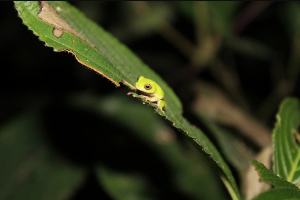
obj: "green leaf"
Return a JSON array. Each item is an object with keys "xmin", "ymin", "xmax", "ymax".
[
  {"xmin": 0, "ymin": 112, "xmax": 85, "ymax": 200},
  {"xmin": 14, "ymin": 0, "xmax": 182, "ymax": 116},
  {"xmin": 273, "ymin": 98, "xmax": 300, "ymax": 184},
  {"xmin": 253, "ymin": 188, "xmax": 300, "ymax": 200},
  {"xmin": 14, "ymin": 2, "xmax": 240, "ymax": 199},
  {"xmin": 251, "ymin": 160, "xmax": 298, "ymax": 189}
]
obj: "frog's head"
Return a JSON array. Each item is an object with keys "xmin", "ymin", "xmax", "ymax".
[{"xmin": 136, "ymin": 76, "xmax": 155, "ymax": 94}]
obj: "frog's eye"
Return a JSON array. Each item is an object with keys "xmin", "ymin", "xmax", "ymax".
[{"xmin": 144, "ymin": 83, "xmax": 152, "ymax": 90}]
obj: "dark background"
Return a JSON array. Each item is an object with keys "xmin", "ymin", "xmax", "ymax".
[{"xmin": 1, "ymin": 1, "xmax": 300, "ymax": 199}]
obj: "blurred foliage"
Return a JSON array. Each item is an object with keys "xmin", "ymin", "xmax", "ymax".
[
  {"xmin": 250, "ymin": 98, "xmax": 300, "ymax": 199},
  {"xmin": 1, "ymin": 1, "xmax": 300, "ymax": 200}
]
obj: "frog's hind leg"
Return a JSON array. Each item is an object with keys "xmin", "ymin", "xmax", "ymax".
[{"xmin": 156, "ymin": 100, "xmax": 166, "ymax": 114}]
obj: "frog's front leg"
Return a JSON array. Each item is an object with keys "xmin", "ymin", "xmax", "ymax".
[{"xmin": 139, "ymin": 95, "xmax": 157, "ymax": 102}]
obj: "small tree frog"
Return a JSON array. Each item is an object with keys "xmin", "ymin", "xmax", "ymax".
[{"xmin": 135, "ymin": 76, "xmax": 166, "ymax": 113}]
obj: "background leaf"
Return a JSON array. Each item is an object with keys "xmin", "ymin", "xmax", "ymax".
[
  {"xmin": 273, "ymin": 98, "xmax": 300, "ymax": 184},
  {"xmin": 253, "ymin": 188, "xmax": 300, "ymax": 200}
]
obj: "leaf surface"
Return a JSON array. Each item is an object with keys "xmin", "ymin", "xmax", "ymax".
[
  {"xmin": 253, "ymin": 188, "xmax": 300, "ymax": 200},
  {"xmin": 251, "ymin": 160, "xmax": 298, "ymax": 189}
]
